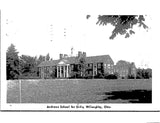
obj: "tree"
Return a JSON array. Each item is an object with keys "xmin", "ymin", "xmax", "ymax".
[
  {"xmin": 146, "ymin": 68, "xmax": 152, "ymax": 78},
  {"xmin": 37, "ymin": 55, "xmax": 46, "ymax": 65},
  {"xmin": 78, "ymin": 57, "xmax": 86, "ymax": 78},
  {"xmin": 19, "ymin": 55, "xmax": 38, "ymax": 78},
  {"xmin": 6, "ymin": 44, "xmax": 20, "ymax": 80},
  {"xmin": 87, "ymin": 15, "xmax": 148, "ymax": 39},
  {"xmin": 46, "ymin": 53, "xmax": 50, "ymax": 61},
  {"xmin": 136, "ymin": 68, "xmax": 152, "ymax": 79}
]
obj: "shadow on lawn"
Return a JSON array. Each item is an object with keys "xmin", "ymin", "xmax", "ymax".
[{"xmin": 102, "ymin": 90, "xmax": 152, "ymax": 103}]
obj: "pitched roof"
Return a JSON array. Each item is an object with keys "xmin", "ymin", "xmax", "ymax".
[
  {"xmin": 38, "ymin": 55, "xmax": 113, "ymax": 67},
  {"xmin": 85, "ymin": 55, "xmax": 114, "ymax": 64},
  {"xmin": 116, "ymin": 60, "xmax": 130, "ymax": 66},
  {"xmin": 38, "ymin": 60, "xmax": 60, "ymax": 67},
  {"xmin": 115, "ymin": 60, "xmax": 137, "ymax": 69}
]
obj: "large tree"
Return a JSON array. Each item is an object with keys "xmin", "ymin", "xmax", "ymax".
[
  {"xmin": 37, "ymin": 55, "xmax": 45, "ymax": 64},
  {"xmin": 6, "ymin": 44, "xmax": 20, "ymax": 80},
  {"xmin": 78, "ymin": 57, "xmax": 86, "ymax": 78},
  {"xmin": 87, "ymin": 15, "xmax": 149, "ymax": 39},
  {"xmin": 19, "ymin": 55, "xmax": 38, "ymax": 77},
  {"xmin": 45, "ymin": 53, "xmax": 51, "ymax": 61}
]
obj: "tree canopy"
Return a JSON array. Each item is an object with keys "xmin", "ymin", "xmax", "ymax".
[
  {"xmin": 87, "ymin": 15, "xmax": 149, "ymax": 39},
  {"xmin": 6, "ymin": 44, "xmax": 20, "ymax": 79},
  {"xmin": 6, "ymin": 44, "xmax": 53, "ymax": 80}
]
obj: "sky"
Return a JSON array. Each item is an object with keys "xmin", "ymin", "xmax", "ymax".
[{"xmin": 1, "ymin": 0, "xmax": 154, "ymax": 68}]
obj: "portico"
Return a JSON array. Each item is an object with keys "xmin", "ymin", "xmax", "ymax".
[{"xmin": 57, "ymin": 61, "xmax": 69, "ymax": 78}]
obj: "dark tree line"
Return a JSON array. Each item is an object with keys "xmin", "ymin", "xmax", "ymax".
[
  {"xmin": 6, "ymin": 44, "xmax": 52, "ymax": 80},
  {"xmin": 136, "ymin": 68, "xmax": 152, "ymax": 79}
]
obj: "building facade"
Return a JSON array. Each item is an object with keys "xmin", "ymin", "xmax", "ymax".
[
  {"xmin": 38, "ymin": 52, "xmax": 136, "ymax": 79},
  {"xmin": 38, "ymin": 51, "xmax": 114, "ymax": 79}
]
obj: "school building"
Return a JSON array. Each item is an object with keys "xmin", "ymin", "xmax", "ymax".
[{"xmin": 38, "ymin": 51, "xmax": 136, "ymax": 79}]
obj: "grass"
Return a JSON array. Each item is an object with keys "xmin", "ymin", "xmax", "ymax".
[{"xmin": 7, "ymin": 79, "xmax": 152, "ymax": 103}]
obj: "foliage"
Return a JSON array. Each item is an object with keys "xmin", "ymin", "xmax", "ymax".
[
  {"xmin": 127, "ymin": 74, "xmax": 136, "ymax": 79},
  {"xmin": 94, "ymin": 71, "xmax": 104, "ymax": 79},
  {"xmin": 113, "ymin": 72, "xmax": 120, "ymax": 79},
  {"xmin": 87, "ymin": 15, "xmax": 148, "ymax": 39},
  {"xmin": 6, "ymin": 44, "xmax": 54, "ymax": 80},
  {"xmin": 19, "ymin": 55, "xmax": 38, "ymax": 78},
  {"xmin": 6, "ymin": 44, "xmax": 20, "ymax": 80},
  {"xmin": 50, "ymin": 72, "xmax": 56, "ymax": 79},
  {"xmin": 46, "ymin": 53, "xmax": 51, "ymax": 61},
  {"xmin": 37, "ymin": 55, "xmax": 46, "ymax": 65},
  {"xmin": 104, "ymin": 72, "xmax": 119, "ymax": 79},
  {"xmin": 69, "ymin": 71, "xmax": 78, "ymax": 79},
  {"xmin": 136, "ymin": 68, "xmax": 152, "ymax": 79},
  {"xmin": 78, "ymin": 57, "xmax": 86, "ymax": 78}
]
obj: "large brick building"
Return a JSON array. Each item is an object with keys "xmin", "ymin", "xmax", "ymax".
[
  {"xmin": 38, "ymin": 51, "xmax": 114, "ymax": 79},
  {"xmin": 38, "ymin": 51, "xmax": 136, "ymax": 79}
]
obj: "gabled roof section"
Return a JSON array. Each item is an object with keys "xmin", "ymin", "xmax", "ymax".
[
  {"xmin": 63, "ymin": 57, "xmax": 79, "ymax": 64},
  {"xmin": 86, "ymin": 55, "xmax": 114, "ymax": 64},
  {"xmin": 38, "ymin": 60, "xmax": 60, "ymax": 67},
  {"xmin": 38, "ymin": 55, "xmax": 114, "ymax": 67},
  {"xmin": 116, "ymin": 60, "xmax": 130, "ymax": 66},
  {"xmin": 38, "ymin": 57, "xmax": 78, "ymax": 67}
]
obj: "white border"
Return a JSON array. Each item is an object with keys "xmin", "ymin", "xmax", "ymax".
[{"xmin": 1, "ymin": 0, "xmax": 160, "ymax": 111}]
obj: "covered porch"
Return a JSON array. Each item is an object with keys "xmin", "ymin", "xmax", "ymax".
[{"xmin": 57, "ymin": 60, "xmax": 70, "ymax": 78}]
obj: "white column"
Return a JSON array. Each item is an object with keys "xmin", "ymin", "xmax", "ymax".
[
  {"xmin": 60, "ymin": 66, "xmax": 61, "ymax": 78},
  {"xmin": 42, "ymin": 67, "xmax": 44, "ymax": 79},
  {"xmin": 57, "ymin": 66, "xmax": 58, "ymax": 78},
  {"xmin": 66, "ymin": 65, "xmax": 69, "ymax": 78},
  {"xmin": 64, "ymin": 66, "xmax": 66, "ymax": 78},
  {"xmin": 65, "ymin": 66, "xmax": 66, "ymax": 78}
]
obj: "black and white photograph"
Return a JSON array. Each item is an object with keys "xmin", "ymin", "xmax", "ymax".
[{"xmin": 1, "ymin": 0, "xmax": 160, "ymax": 113}]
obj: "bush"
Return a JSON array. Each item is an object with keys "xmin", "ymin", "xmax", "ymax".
[
  {"xmin": 94, "ymin": 74, "xmax": 103, "ymax": 79},
  {"xmin": 136, "ymin": 68, "xmax": 152, "ymax": 79},
  {"xmin": 104, "ymin": 74, "xmax": 118, "ymax": 79},
  {"xmin": 50, "ymin": 72, "xmax": 56, "ymax": 79},
  {"xmin": 127, "ymin": 74, "xmax": 135, "ymax": 79},
  {"xmin": 84, "ymin": 75, "xmax": 93, "ymax": 79}
]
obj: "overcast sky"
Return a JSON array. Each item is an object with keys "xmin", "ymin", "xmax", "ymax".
[{"xmin": 1, "ymin": 0, "xmax": 154, "ymax": 68}]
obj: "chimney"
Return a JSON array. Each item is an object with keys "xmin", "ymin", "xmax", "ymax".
[
  {"xmin": 64, "ymin": 54, "xmax": 68, "ymax": 58},
  {"xmin": 83, "ymin": 52, "xmax": 86, "ymax": 57},
  {"xmin": 78, "ymin": 51, "xmax": 82, "ymax": 58},
  {"xmin": 59, "ymin": 54, "xmax": 63, "ymax": 59}
]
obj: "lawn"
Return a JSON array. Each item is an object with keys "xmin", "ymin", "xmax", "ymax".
[{"xmin": 7, "ymin": 79, "xmax": 152, "ymax": 103}]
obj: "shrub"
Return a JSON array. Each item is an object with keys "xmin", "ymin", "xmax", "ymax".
[
  {"xmin": 127, "ymin": 74, "xmax": 135, "ymax": 79},
  {"xmin": 104, "ymin": 74, "xmax": 118, "ymax": 79},
  {"xmin": 50, "ymin": 72, "xmax": 56, "ymax": 79}
]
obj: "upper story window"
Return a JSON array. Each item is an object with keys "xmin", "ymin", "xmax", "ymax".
[
  {"xmin": 87, "ymin": 63, "xmax": 93, "ymax": 68},
  {"xmin": 97, "ymin": 63, "xmax": 103, "ymax": 68},
  {"xmin": 107, "ymin": 64, "xmax": 111, "ymax": 68}
]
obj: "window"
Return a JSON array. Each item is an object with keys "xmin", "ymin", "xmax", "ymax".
[
  {"xmin": 88, "ymin": 71, "xmax": 90, "ymax": 74},
  {"xmin": 88, "ymin": 63, "xmax": 90, "ymax": 67},
  {"xmin": 88, "ymin": 71, "xmax": 92, "ymax": 75},
  {"xmin": 97, "ymin": 63, "xmax": 102, "ymax": 68},
  {"xmin": 71, "ymin": 64, "xmax": 74, "ymax": 70}
]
